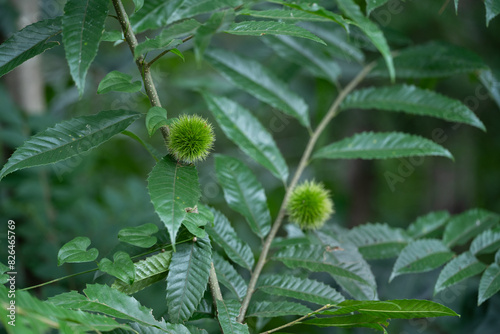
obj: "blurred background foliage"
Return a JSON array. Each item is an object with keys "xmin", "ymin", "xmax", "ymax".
[{"xmin": 0, "ymin": 0, "xmax": 499, "ymax": 333}]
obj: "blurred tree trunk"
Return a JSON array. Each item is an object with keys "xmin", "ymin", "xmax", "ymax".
[{"xmin": 5, "ymin": 0, "xmax": 46, "ymax": 114}]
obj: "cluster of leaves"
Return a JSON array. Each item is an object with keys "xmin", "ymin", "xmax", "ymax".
[{"xmin": 1, "ymin": 0, "xmax": 500, "ymax": 333}]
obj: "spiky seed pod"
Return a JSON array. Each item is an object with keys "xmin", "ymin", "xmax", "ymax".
[
  {"xmin": 167, "ymin": 114, "xmax": 215, "ymax": 163},
  {"xmin": 286, "ymin": 180, "xmax": 334, "ymax": 230}
]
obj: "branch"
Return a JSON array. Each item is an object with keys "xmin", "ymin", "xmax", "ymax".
[
  {"xmin": 147, "ymin": 35, "xmax": 194, "ymax": 68},
  {"xmin": 259, "ymin": 304, "xmax": 333, "ymax": 334},
  {"xmin": 237, "ymin": 62, "xmax": 376, "ymax": 323},
  {"xmin": 111, "ymin": 0, "xmax": 223, "ymax": 311}
]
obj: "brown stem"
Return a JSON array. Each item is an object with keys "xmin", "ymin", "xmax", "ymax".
[
  {"xmin": 259, "ymin": 304, "xmax": 333, "ymax": 334},
  {"xmin": 237, "ymin": 62, "xmax": 376, "ymax": 323}
]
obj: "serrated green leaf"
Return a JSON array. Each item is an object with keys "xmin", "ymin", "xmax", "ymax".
[
  {"xmin": 478, "ymin": 263, "xmax": 500, "ymax": 305},
  {"xmin": 370, "ymin": 42, "xmax": 487, "ymax": 79},
  {"xmin": 135, "ymin": 38, "xmax": 182, "ymax": 60},
  {"xmin": 130, "ymin": 0, "xmax": 241, "ymax": 33},
  {"xmin": 112, "ymin": 251, "xmax": 172, "ymax": 295},
  {"xmin": 390, "ymin": 239, "xmax": 454, "ymax": 281},
  {"xmin": 313, "ymin": 132, "xmax": 453, "ymax": 161},
  {"xmin": 366, "ymin": 0, "xmax": 389, "ymax": 14},
  {"xmin": 262, "ymin": 35, "xmax": 340, "ymax": 83},
  {"xmin": 0, "ymin": 17, "xmax": 61, "ymax": 77},
  {"xmin": 336, "ymin": 0, "xmax": 394, "ymax": 81},
  {"xmin": 496, "ymin": 249, "xmax": 500, "ymax": 265},
  {"xmin": 443, "ymin": 208, "xmax": 500, "ymax": 248},
  {"xmin": 101, "ymin": 30, "xmax": 123, "ymax": 42},
  {"xmin": 344, "ymin": 223, "xmax": 411, "ymax": 259},
  {"xmin": 341, "ymin": 85, "xmax": 485, "ymax": 131},
  {"xmin": 99, "ymin": 251, "xmax": 135, "ymax": 285},
  {"xmin": 49, "ymin": 284, "xmax": 186, "ymax": 332},
  {"xmin": 205, "ymin": 48, "xmax": 310, "ymax": 129},
  {"xmin": 166, "ymin": 237, "xmax": 212, "ymax": 323},
  {"xmin": 97, "ymin": 71, "xmax": 142, "ymax": 94},
  {"xmin": 1, "ymin": 286, "xmax": 125, "ymax": 333},
  {"xmin": 257, "ymin": 274, "xmax": 345, "ymax": 305},
  {"xmin": 273, "ymin": 244, "xmax": 377, "ymax": 299},
  {"xmin": 203, "ymin": 93, "xmax": 288, "ymax": 182},
  {"xmin": 118, "ymin": 223, "xmax": 159, "ymax": 248},
  {"xmin": 0, "ymin": 109, "xmax": 141, "ymax": 180},
  {"xmin": 303, "ymin": 313, "xmax": 387, "ymax": 331},
  {"xmin": 225, "ymin": 21, "xmax": 325, "ymax": 45},
  {"xmin": 216, "ymin": 299, "xmax": 250, "ymax": 334},
  {"xmin": 57, "ymin": 236, "xmax": 98, "ymax": 266},
  {"xmin": 485, "ymin": 0, "xmax": 500, "ymax": 26},
  {"xmin": 62, "ymin": 0, "xmax": 108, "ymax": 96},
  {"xmin": 435, "ymin": 251, "xmax": 486, "ymax": 294},
  {"xmin": 214, "ymin": 155, "xmax": 271, "ymax": 238},
  {"xmin": 246, "ymin": 300, "xmax": 311, "ymax": 318},
  {"xmin": 238, "ymin": 8, "xmax": 331, "ymax": 22},
  {"xmin": 207, "ymin": 208, "xmax": 254, "ymax": 270},
  {"xmin": 146, "ymin": 106, "xmax": 168, "ymax": 137},
  {"xmin": 407, "ymin": 211, "xmax": 450, "ymax": 239},
  {"xmin": 470, "ymin": 229, "xmax": 500, "ymax": 256},
  {"xmin": 147, "ymin": 156, "xmax": 201, "ymax": 250},
  {"xmin": 213, "ymin": 252, "xmax": 248, "ymax": 302}
]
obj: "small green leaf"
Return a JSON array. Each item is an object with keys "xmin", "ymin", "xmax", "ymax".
[
  {"xmin": 97, "ymin": 71, "xmax": 142, "ymax": 94},
  {"xmin": 485, "ymin": 0, "xmax": 500, "ymax": 26},
  {"xmin": 263, "ymin": 35, "xmax": 341, "ymax": 83},
  {"xmin": 313, "ymin": 132, "xmax": 453, "ymax": 161},
  {"xmin": 341, "ymin": 85, "xmax": 485, "ymax": 131},
  {"xmin": 112, "ymin": 251, "xmax": 172, "ymax": 295},
  {"xmin": 62, "ymin": 0, "xmax": 109, "ymax": 96},
  {"xmin": 370, "ymin": 42, "xmax": 487, "ymax": 79},
  {"xmin": 182, "ymin": 204, "xmax": 213, "ymax": 238},
  {"xmin": 470, "ymin": 229, "xmax": 500, "ymax": 256},
  {"xmin": 121, "ymin": 130, "xmax": 161, "ymax": 162},
  {"xmin": 205, "ymin": 48, "xmax": 310, "ymax": 129},
  {"xmin": 203, "ymin": 93, "xmax": 289, "ymax": 182},
  {"xmin": 246, "ymin": 301, "xmax": 311, "ymax": 318},
  {"xmin": 390, "ymin": 239, "xmax": 454, "ymax": 281},
  {"xmin": 238, "ymin": 8, "xmax": 332, "ymax": 22},
  {"xmin": 0, "ymin": 263, "xmax": 10, "ymax": 284},
  {"xmin": 132, "ymin": 0, "xmax": 144, "ymax": 12},
  {"xmin": 206, "ymin": 208, "xmax": 254, "ymax": 270},
  {"xmin": 101, "ymin": 30, "xmax": 123, "ymax": 42},
  {"xmin": 216, "ymin": 299, "xmax": 250, "ymax": 334},
  {"xmin": 407, "ymin": 211, "xmax": 450, "ymax": 239},
  {"xmin": 99, "ymin": 251, "xmax": 135, "ymax": 285},
  {"xmin": 118, "ymin": 223, "xmax": 158, "ymax": 248},
  {"xmin": 0, "ymin": 17, "xmax": 61, "ymax": 77},
  {"xmin": 443, "ymin": 208, "xmax": 500, "ymax": 248},
  {"xmin": 225, "ymin": 21, "xmax": 325, "ymax": 45},
  {"xmin": 336, "ymin": 0, "xmax": 394, "ymax": 81},
  {"xmin": 435, "ymin": 251, "xmax": 487, "ymax": 294},
  {"xmin": 479, "ymin": 69, "xmax": 500, "ymax": 110},
  {"xmin": 213, "ymin": 252, "xmax": 248, "ymax": 302},
  {"xmin": 57, "ymin": 236, "xmax": 98, "ymax": 266},
  {"xmin": 344, "ymin": 223, "xmax": 412, "ymax": 259},
  {"xmin": 146, "ymin": 106, "xmax": 168, "ymax": 137},
  {"xmin": 214, "ymin": 155, "xmax": 271, "ymax": 238},
  {"xmin": 0, "ymin": 109, "xmax": 141, "ymax": 180},
  {"xmin": 135, "ymin": 38, "xmax": 182, "ymax": 60},
  {"xmin": 478, "ymin": 263, "xmax": 500, "ymax": 305},
  {"xmin": 147, "ymin": 156, "xmax": 201, "ymax": 250},
  {"xmin": 257, "ymin": 274, "xmax": 345, "ymax": 305},
  {"xmin": 277, "ymin": 1, "xmax": 349, "ymax": 29},
  {"xmin": 167, "ymin": 236, "xmax": 212, "ymax": 323}
]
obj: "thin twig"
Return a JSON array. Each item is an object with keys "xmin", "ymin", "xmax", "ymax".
[
  {"xmin": 237, "ymin": 62, "xmax": 376, "ymax": 323},
  {"xmin": 259, "ymin": 304, "xmax": 333, "ymax": 334},
  {"xmin": 147, "ymin": 35, "xmax": 194, "ymax": 68}
]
